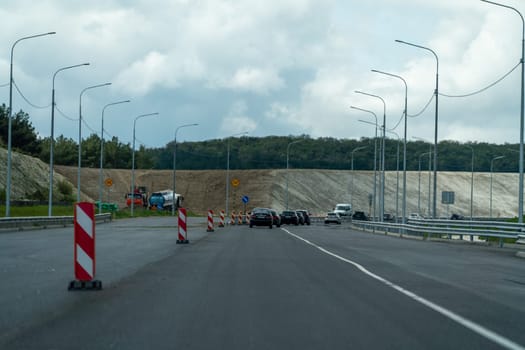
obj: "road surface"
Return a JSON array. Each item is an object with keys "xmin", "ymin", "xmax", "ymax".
[{"xmin": 1, "ymin": 218, "xmax": 524, "ymax": 349}]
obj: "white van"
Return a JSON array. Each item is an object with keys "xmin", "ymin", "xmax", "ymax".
[{"xmin": 334, "ymin": 203, "xmax": 352, "ymax": 217}]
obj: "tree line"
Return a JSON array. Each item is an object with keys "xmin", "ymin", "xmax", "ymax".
[{"xmin": 0, "ymin": 104, "xmax": 522, "ymax": 172}]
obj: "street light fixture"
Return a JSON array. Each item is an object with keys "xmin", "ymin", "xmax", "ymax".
[
  {"xmin": 6, "ymin": 31, "xmax": 56, "ymax": 217},
  {"xmin": 49, "ymin": 62, "xmax": 90, "ymax": 216},
  {"xmin": 172, "ymin": 123, "xmax": 199, "ymax": 216},
  {"xmin": 78, "ymin": 82, "xmax": 111, "ymax": 202},
  {"xmin": 350, "ymin": 146, "xmax": 367, "ymax": 212},
  {"xmin": 396, "ymin": 39, "xmax": 439, "ymax": 219},
  {"xmin": 371, "ymin": 69, "xmax": 408, "ymax": 224},
  {"xmin": 352, "ymin": 106, "xmax": 379, "ymax": 221},
  {"xmin": 355, "ymin": 90, "xmax": 387, "ymax": 221},
  {"xmin": 99, "ymin": 100, "xmax": 131, "ymax": 213},
  {"xmin": 225, "ymin": 131, "xmax": 249, "ymax": 220},
  {"xmin": 481, "ymin": 0, "xmax": 524, "ymax": 224},
  {"xmin": 131, "ymin": 112, "xmax": 159, "ymax": 217},
  {"xmin": 286, "ymin": 138, "xmax": 306, "ymax": 210},
  {"xmin": 490, "ymin": 155, "xmax": 505, "ymax": 218}
]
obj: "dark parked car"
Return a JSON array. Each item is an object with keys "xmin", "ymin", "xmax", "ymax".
[
  {"xmin": 270, "ymin": 209, "xmax": 281, "ymax": 227},
  {"xmin": 352, "ymin": 211, "xmax": 369, "ymax": 221},
  {"xmin": 281, "ymin": 210, "xmax": 299, "ymax": 225},
  {"xmin": 450, "ymin": 213, "xmax": 465, "ymax": 220},
  {"xmin": 296, "ymin": 209, "xmax": 311, "ymax": 225},
  {"xmin": 383, "ymin": 213, "xmax": 395, "ymax": 222},
  {"xmin": 296, "ymin": 211, "xmax": 305, "ymax": 225},
  {"xmin": 249, "ymin": 208, "xmax": 273, "ymax": 228}
]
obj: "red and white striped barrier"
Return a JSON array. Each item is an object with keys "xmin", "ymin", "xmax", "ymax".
[
  {"xmin": 68, "ymin": 202, "xmax": 102, "ymax": 290},
  {"xmin": 231, "ymin": 212, "xmax": 236, "ymax": 225},
  {"xmin": 219, "ymin": 210, "xmax": 225, "ymax": 227},
  {"xmin": 177, "ymin": 207, "xmax": 189, "ymax": 244},
  {"xmin": 238, "ymin": 211, "xmax": 243, "ymax": 225},
  {"xmin": 207, "ymin": 209, "xmax": 214, "ymax": 232}
]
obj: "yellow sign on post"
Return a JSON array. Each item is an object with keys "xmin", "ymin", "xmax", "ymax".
[
  {"xmin": 231, "ymin": 178, "xmax": 240, "ymax": 187},
  {"xmin": 104, "ymin": 178, "xmax": 113, "ymax": 187}
]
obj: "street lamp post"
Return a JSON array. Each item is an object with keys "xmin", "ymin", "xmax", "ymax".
[
  {"xmin": 371, "ymin": 69, "xmax": 408, "ymax": 224},
  {"xmin": 490, "ymin": 155, "xmax": 505, "ymax": 218},
  {"xmin": 386, "ymin": 130, "xmax": 401, "ymax": 221},
  {"xmin": 351, "ymin": 106, "xmax": 379, "ymax": 221},
  {"xmin": 99, "ymin": 100, "xmax": 131, "ymax": 214},
  {"xmin": 481, "ymin": 0, "xmax": 524, "ymax": 224},
  {"xmin": 286, "ymin": 138, "xmax": 306, "ymax": 210},
  {"xmin": 466, "ymin": 145, "xmax": 475, "ymax": 222},
  {"xmin": 78, "ymin": 82, "xmax": 111, "ymax": 202},
  {"xmin": 49, "ymin": 63, "xmax": 90, "ymax": 216},
  {"xmin": 351, "ymin": 146, "xmax": 367, "ymax": 212},
  {"xmin": 6, "ymin": 31, "xmax": 56, "ymax": 217},
  {"xmin": 355, "ymin": 90, "xmax": 387, "ymax": 221},
  {"xmin": 396, "ymin": 39, "xmax": 439, "ymax": 219},
  {"xmin": 418, "ymin": 152, "xmax": 431, "ymax": 216},
  {"xmin": 414, "ymin": 137, "xmax": 432, "ymax": 217},
  {"xmin": 172, "ymin": 123, "xmax": 198, "ymax": 216},
  {"xmin": 225, "ymin": 132, "xmax": 248, "ymax": 220},
  {"xmin": 132, "ymin": 113, "xmax": 159, "ymax": 217}
]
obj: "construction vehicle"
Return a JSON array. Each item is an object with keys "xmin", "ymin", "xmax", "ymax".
[
  {"xmin": 148, "ymin": 189, "xmax": 183, "ymax": 210},
  {"xmin": 125, "ymin": 186, "xmax": 148, "ymax": 208}
]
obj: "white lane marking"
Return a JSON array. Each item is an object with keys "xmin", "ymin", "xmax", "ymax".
[{"xmin": 281, "ymin": 228, "xmax": 525, "ymax": 350}]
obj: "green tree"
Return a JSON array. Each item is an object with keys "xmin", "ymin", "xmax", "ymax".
[
  {"xmin": 0, "ymin": 104, "xmax": 41, "ymax": 156},
  {"xmin": 82, "ymin": 134, "xmax": 101, "ymax": 168}
]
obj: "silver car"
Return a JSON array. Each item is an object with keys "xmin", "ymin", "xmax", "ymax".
[{"xmin": 324, "ymin": 212, "xmax": 341, "ymax": 224}]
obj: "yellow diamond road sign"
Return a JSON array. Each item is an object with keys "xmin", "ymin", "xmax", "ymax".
[{"xmin": 231, "ymin": 178, "xmax": 240, "ymax": 187}]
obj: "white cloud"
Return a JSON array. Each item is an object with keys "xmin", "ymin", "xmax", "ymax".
[
  {"xmin": 227, "ymin": 67, "xmax": 284, "ymax": 94},
  {"xmin": 220, "ymin": 100, "xmax": 257, "ymax": 135}
]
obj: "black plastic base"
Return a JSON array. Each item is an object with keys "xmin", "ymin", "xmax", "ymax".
[
  {"xmin": 176, "ymin": 239, "xmax": 189, "ymax": 244},
  {"xmin": 68, "ymin": 279, "xmax": 103, "ymax": 291},
  {"xmin": 207, "ymin": 229, "xmax": 215, "ymax": 232}
]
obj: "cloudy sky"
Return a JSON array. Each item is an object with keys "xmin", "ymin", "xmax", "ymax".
[{"xmin": 0, "ymin": 0, "xmax": 523, "ymax": 148}]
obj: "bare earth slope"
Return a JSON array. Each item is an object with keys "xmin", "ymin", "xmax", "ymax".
[{"xmin": 0, "ymin": 147, "xmax": 519, "ymax": 218}]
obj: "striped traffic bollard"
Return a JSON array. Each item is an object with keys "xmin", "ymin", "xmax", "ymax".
[
  {"xmin": 238, "ymin": 211, "xmax": 243, "ymax": 225},
  {"xmin": 207, "ymin": 209, "xmax": 215, "ymax": 232},
  {"xmin": 177, "ymin": 207, "xmax": 189, "ymax": 244},
  {"xmin": 68, "ymin": 202, "xmax": 102, "ymax": 291},
  {"xmin": 231, "ymin": 212, "xmax": 236, "ymax": 225},
  {"xmin": 218, "ymin": 210, "xmax": 225, "ymax": 227}
]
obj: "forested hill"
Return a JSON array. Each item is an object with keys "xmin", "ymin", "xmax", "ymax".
[
  {"xmin": 151, "ymin": 136, "xmax": 522, "ymax": 172},
  {"xmin": 0, "ymin": 104, "xmax": 522, "ymax": 172}
]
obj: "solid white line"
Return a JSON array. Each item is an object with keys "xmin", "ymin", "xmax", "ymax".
[{"xmin": 281, "ymin": 228, "xmax": 525, "ymax": 350}]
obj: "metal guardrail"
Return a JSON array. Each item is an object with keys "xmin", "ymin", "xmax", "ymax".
[
  {"xmin": 0, "ymin": 213, "xmax": 113, "ymax": 231},
  {"xmin": 351, "ymin": 218, "xmax": 525, "ymax": 247}
]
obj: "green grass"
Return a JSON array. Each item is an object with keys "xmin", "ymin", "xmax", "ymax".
[
  {"xmin": 0, "ymin": 205, "xmax": 74, "ymax": 217},
  {"xmin": 0, "ymin": 205, "xmax": 198, "ymax": 218}
]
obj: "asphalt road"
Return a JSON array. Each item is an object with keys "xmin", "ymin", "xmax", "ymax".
[{"xmin": 1, "ymin": 219, "xmax": 524, "ymax": 349}]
